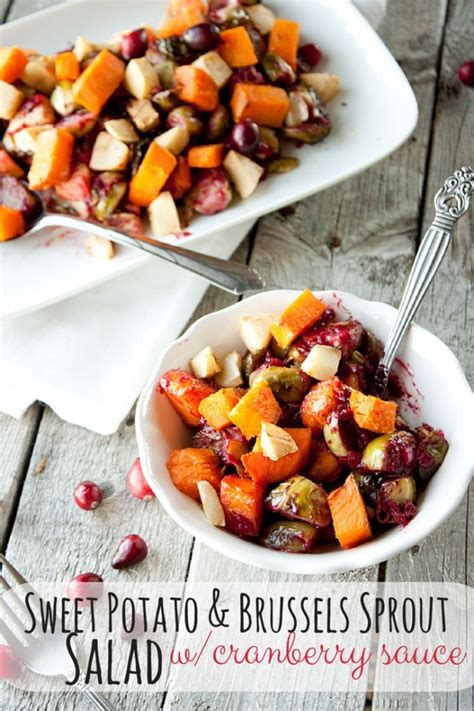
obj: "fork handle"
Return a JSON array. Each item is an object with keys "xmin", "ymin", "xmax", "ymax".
[{"xmin": 78, "ymin": 680, "xmax": 118, "ymax": 710}]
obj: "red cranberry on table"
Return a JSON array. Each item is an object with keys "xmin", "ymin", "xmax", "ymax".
[
  {"xmin": 127, "ymin": 458, "xmax": 155, "ymax": 501},
  {"xmin": 183, "ymin": 23, "xmax": 220, "ymax": 52},
  {"xmin": 298, "ymin": 43, "xmax": 322, "ymax": 68},
  {"xmin": 232, "ymin": 120, "xmax": 260, "ymax": 154},
  {"xmin": 112, "ymin": 534, "xmax": 148, "ymax": 569},
  {"xmin": 458, "ymin": 60, "xmax": 474, "ymax": 86},
  {"xmin": 67, "ymin": 573, "xmax": 103, "ymax": 605},
  {"xmin": 0, "ymin": 645, "xmax": 22, "ymax": 680},
  {"xmin": 121, "ymin": 28, "xmax": 149, "ymax": 60},
  {"xmin": 73, "ymin": 481, "xmax": 103, "ymax": 510}
]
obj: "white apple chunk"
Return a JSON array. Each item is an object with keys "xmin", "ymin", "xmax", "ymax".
[
  {"xmin": 0, "ymin": 81, "xmax": 24, "ymax": 120},
  {"xmin": 197, "ymin": 481, "xmax": 226, "ymax": 527},
  {"xmin": 239, "ymin": 314, "xmax": 277, "ymax": 353},
  {"xmin": 124, "ymin": 58, "xmax": 159, "ymax": 100},
  {"xmin": 50, "ymin": 81, "xmax": 77, "ymax": 116},
  {"xmin": 301, "ymin": 344, "xmax": 341, "ymax": 381},
  {"xmin": 223, "ymin": 150, "xmax": 264, "ymax": 199},
  {"xmin": 155, "ymin": 126, "xmax": 189, "ymax": 155},
  {"xmin": 127, "ymin": 98, "xmax": 160, "ymax": 132},
  {"xmin": 300, "ymin": 73, "xmax": 341, "ymax": 104},
  {"xmin": 190, "ymin": 346, "xmax": 221, "ymax": 380},
  {"xmin": 148, "ymin": 191, "xmax": 181, "ymax": 237},
  {"xmin": 85, "ymin": 235, "xmax": 115, "ymax": 259},
  {"xmin": 13, "ymin": 124, "xmax": 54, "ymax": 154},
  {"xmin": 192, "ymin": 51, "xmax": 232, "ymax": 89},
  {"xmin": 215, "ymin": 352, "xmax": 243, "ymax": 387},
  {"xmin": 21, "ymin": 58, "xmax": 56, "ymax": 94},
  {"xmin": 260, "ymin": 423, "xmax": 299, "ymax": 461},
  {"xmin": 104, "ymin": 119, "xmax": 139, "ymax": 143},
  {"xmin": 73, "ymin": 36, "xmax": 95, "ymax": 61},
  {"xmin": 89, "ymin": 131, "xmax": 130, "ymax": 171},
  {"xmin": 247, "ymin": 4, "xmax": 276, "ymax": 34}
]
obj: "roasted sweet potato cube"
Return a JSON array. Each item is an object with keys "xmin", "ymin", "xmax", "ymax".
[
  {"xmin": 0, "ymin": 47, "xmax": 28, "ymax": 83},
  {"xmin": 300, "ymin": 377, "xmax": 342, "ymax": 431},
  {"xmin": 167, "ymin": 448, "xmax": 222, "ymax": 500},
  {"xmin": 73, "ymin": 49, "xmax": 125, "ymax": 115},
  {"xmin": 327, "ymin": 474, "xmax": 373, "ymax": 549},
  {"xmin": 220, "ymin": 475, "xmax": 265, "ymax": 537},
  {"xmin": 242, "ymin": 428, "xmax": 312, "ymax": 485},
  {"xmin": 271, "ymin": 290, "xmax": 327, "ymax": 349},
  {"xmin": 175, "ymin": 65, "xmax": 219, "ymax": 112},
  {"xmin": 198, "ymin": 388, "xmax": 243, "ymax": 430},
  {"xmin": 160, "ymin": 368, "xmax": 215, "ymax": 427},
  {"xmin": 0, "ymin": 148, "xmax": 24, "ymax": 178},
  {"xmin": 0, "ymin": 206, "xmax": 25, "ymax": 241},
  {"xmin": 228, "ymin": 381, "xmax": 282, "ymax": 439},
  {"xmin": 349, "ymin": 390, "xmax": 397, "ymax": 434},
  {"xmin": 28, "ymin": 127, "xmax": 74, "ymax": 190},
  {"xmin": 219, "ymin": 27, "xmax": 258, "ymax": 68},
  {"xmin": 230, "ymin": 83, "xmax": 290, "ymax": 128}
]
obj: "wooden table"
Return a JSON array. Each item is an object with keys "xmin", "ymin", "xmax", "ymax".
[{"xmin": 1, "ymin": 0, "xmax": 472, "ymax": 708}]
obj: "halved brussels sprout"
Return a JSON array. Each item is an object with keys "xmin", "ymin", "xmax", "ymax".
[
  {"xmin": 91, "ymin": 173, "xmax": 127, "ymax": 220},
  {"xmin": 242, "ymin": 349, "xmax": 267, "ymax": 383},
  {"xmin": 380, "ymin": 477, "xmax": 416, "ymax": 506},
  {"xmin": 157, "ymin": 60, "xmax": 177, "ymax": 89},
  {"xmin": 265, "ymin": 475, "xmax": 331, "ymax": 527},
  {"xmin": 353, "ymin": 471, "xmax": 383, "ymax": 507},
  {"xmin": 250, "ymin": 366, "xmax": 307, "ymax": 403},
  {"xmin": 206, "ymin": 105, "xmax": 231, "ymax": 142},
  {"xmin": 361, "ymin": 431, "xmax": 417, "ymax": 475},
  {"xmin": 260, "ymin": 520, "xmax": 318, "ymax": 553},
  {"xmin": 151, "ymin": 89, "xmax": 178, "ymax": 113},
  {"xmin": 254, "ymin": 126, "xmax": 280, "ymax": 162},
  {"xmin": 167, "ymin": 106, "xmax": 204, "ymax": 137},
  {"xmin": 158, "ymin": 36, "xmax": 191, "ymax": 62},
  {"xmin": 376, "ymin": 476, "xmax": 417, "ymax": 526},
  {"xmin": 262, "ymin": 53, "xmax": 296, "ymax": 86},
  {"xmin": 267, "ymin": 157, "xmax": 300, "ymax": 174},
  {"xmin": 283, "ymin": 119, "xmax": 331, "ymax": 144},
  {"xmin": 323, "ymin": 412, "xmax": 351, "ymax": 457},
  {"xmin": 415, "ymin": 424, "xmax": 449, "ymax": 482}
]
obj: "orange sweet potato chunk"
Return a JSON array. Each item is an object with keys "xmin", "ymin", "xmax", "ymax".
[
  {"xmin": 231, "ymin": 83, "xmax": 290, "ymax": 128},
  {"xmin": 220, "ymin": 475, "xmax": 265, "ymax": 537},
  {"xmin": 219, "ymin": 27, "xmax": 258, "ymax": 68},
  {"xmin": 160, "ymin": 368, "xmax": 215, "ymax": 427},
  {"xmin": 0, "ymin": 206, "xmax": 25, "ymax": 241},
  {"xmin": 300, "ymin": 377, "xmax": 342, "ymax": 431},
  {"xmin": 73, "ymin": 49, "xmax": 125, "ymax": 115},
  {"xmin": 305, "ymin": 437, "xmax": 342, "ymax": 484},
  {"xmin": 167, "ymin": 448, "xmax": 222, "ymax": 500},
  {"xmin": 229, "ymin": 381, "xmax": 282, "ymax": 439},
  {"xmin": 328, "ymin": 474, "xmax": 373, "ymax": 549},
  {"xmin": 242, "ymin": 428, "xmax": 312, "ymax": 485},
  {"xmin": 28, "ymin": 128, "xmax": 74, "ymax": 190},
  {"xmin": 55, "ymin": 51, "xmax": 80, "ymax": 81},
  {"xmin": 349, "ymin": 390, "xmax": 397, "ymax": 434},
  {"xmin": 175, "ymin": 65, "xmax": 219, "ymax": 112},
  {"xmin": 164, "ymin": 157, "xmax": 192, "ymax": 200},
  {"xmin": 268, "ymin": 18, "xmax": 300, "ymax": 70},
  {"xmin": 271, "ymin": 289, "xmax": 327, "ymax": 349},
  {"xmin": 0, "ymin": 47, "xmax": 28, "ymax": 83},
  {"xmin": 198, "ymin": 388, "xmax": 243, "ymax": 430},
  {"xmin": 0, "ymin": 148, "xmax": 24, "ymax": 178},
  {"xmin": 160, "ymin": 0, "xmax": 206, "ymax": 37},
  {"xmin": 188, "ymin": 144, "xmax": 224, "ymax": 169},
  {"xmin": 129, "ymin": 141, "xmax": 177, "ymax": 207}
]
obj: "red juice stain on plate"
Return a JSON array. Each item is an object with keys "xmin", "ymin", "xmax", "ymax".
[{"xmin": 392, "ymin": 357, "xmax": 423, "ymax": 416}]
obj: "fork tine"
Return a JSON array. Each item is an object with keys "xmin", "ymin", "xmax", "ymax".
[
  {"xmin": 0, "ymin": 619, "xmax": 26, "ymax": 653},
  {"xmin": 0, "ymin": 555, "xmax": 28, "ymax": 586}
]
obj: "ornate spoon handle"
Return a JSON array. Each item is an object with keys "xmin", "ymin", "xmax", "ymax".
[{"xmin": 376, "ymin": 166, "xmax": 474, "ymax": 393}]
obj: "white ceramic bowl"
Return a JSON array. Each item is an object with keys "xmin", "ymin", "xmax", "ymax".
[{"xmin": 136, "ymin": 291, "xmax": 473, "ymax": 574}]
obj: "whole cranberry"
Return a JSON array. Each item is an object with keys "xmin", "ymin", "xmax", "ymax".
[
  {"xmin": 232, "ymin": 119, "xmax": 259, "ymax": 154},
  {"xmin": 298, "ymin": 43, "xmax": 322, "ymax": 68},
  {"xmin": 67, "ymin": 573, "xmax": 103, "ymax": 605},
  {"xmin": 0, "ymin": 645, "xmax": 22, "ymax": 680},
  {"xmin": 127, "ymin": 458, "xmax": 154, "ymax": 501},
  {"xmin": 121, "ymin": 28, "xmax": 148, "ymax": 60},
  {"xmin": 73, "ymin": 481, "xmax": 103, "ymax": 510},
  {"xmin": 112, "ymin": 534, "xmax": 148, "ymax": 569},
  {"xmin": 458, "ymin": 60, "xmax": 474, "ymax": 86}
]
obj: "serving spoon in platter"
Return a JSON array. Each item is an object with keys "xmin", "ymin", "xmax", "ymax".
[
  {"xmin": 16, "ymin": 187, "xmax": 264, "ymax": 296},
  {"xmin": 375, "ymin": 165, "xmax": 474, "ymax": 394}
]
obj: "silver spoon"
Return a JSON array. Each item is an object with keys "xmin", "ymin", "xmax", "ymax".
[
  {"xmin": 22, "ymin": 190, "xmax": 264, "ymax": 295},
  {"xmin": 375, "ymin": 165, "xmax": 474, "ymax": 393}
]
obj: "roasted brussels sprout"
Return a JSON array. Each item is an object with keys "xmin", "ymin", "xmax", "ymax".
[
  {"xmin": 167, "ymin": 105, "xmax": 204, "ymax": 137},
  {"xmin": 260, "ymin": 520, "xmax": 318, "ymax": 553},
  {"xmin": 91, "ymin": 173, "xmax": 127, "ymax": 220},
  {"xmin": 158, "ymin": 36, "xmax": 191, "ymax": 62},
  {"xmin": 265, "ymin": 475, "xmax": 331, "ymax": 527},
  {"xmin": 250, "ymin": 366, "xmax": 308, "ymax": 403},
  {"xmin": 254, "ymin": 126, "xmax": 280, "ymax": 162},
  {"xmin": 380, "ymin": 477, "xmax": 416, "ymax": 506},
  {"xmin": 157, "ymin": 60, "xmax": 177, "ymax": 89},
  {"xmin": 323, "ymin": 412, "xmax": 351, "ymax": 458},
  {"xmin": 206, "ymin": 105, "xmax": 231, "ymax": 142},
  {"xmin": 376, "ymin": 477, "xmax": 417, "ymax": 526},
  {"xmin": 267, "ymin": 157, "xmax": 300, "ymax": 174},
  {"xmin": 353, "ymin": 471, "xmax": 384, "ymax": 508},
  {"xmin": 247, "ymin": 26, "xmax": 266, "ymax": 60},
  {"xmin": 208, "ymin": 1, "xmax": 250, "ymax": 27},
  {"xmin": 262, "ymin": 53, "xmax": 296, "ymax": 86},
  {"xmin": 242, "ymin": 349, "xmax": 267, "ymax": 382},
  {"xmin": 131, "ymin": 138, "xmax": 152, "ymax": 176},
  {"xmin": 361, "ymin": 431, "xmax": 417, "ymax": 475},
  {"xmin": 151, "ymin": 89, "xmax": 179, "ymax": 113},
  {"xmin": 283, "ymin": 119, "xmax": 332, "ymax": 144},
  {"xmin": 415, "ymin": 424, "xmax": 449, "ymax": 482}
]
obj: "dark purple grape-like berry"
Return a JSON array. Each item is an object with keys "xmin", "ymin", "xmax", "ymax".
[
  {"xmin": 232, "ymin": 119, "xmax": 259, "ymax": 154},
  {"xmin": 298, "ymin": 43, "xmax": 322, "ymax": 68},
  {"xmin": 121, "ymin": 28, "xmax": 149, "ymax": 60},
  {"xmin": 183, "ymin": 23, "xmax": 220, "ymax": 53}
]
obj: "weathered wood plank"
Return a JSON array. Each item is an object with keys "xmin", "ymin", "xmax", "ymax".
[{"xmin": 372, "ymin": 0, "xmax": 473, "ymax": 708}]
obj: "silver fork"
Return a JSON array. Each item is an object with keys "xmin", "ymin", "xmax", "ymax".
[{"xmin": 0, "ymin": 554, "xmax": 117, "ymax": 710}]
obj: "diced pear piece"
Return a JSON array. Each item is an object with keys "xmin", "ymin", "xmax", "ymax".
[
  {"xmin": 215, "ymin": 352, "xmax": 243, "ymax": 387},
  {"xmin": 127, "ymin": 98, "xmax": 160, "ymax": 132},
  {"xmin": 124, "ymin": 57, "xmax": 159, "ymax": 99},
  {"xmin": 21, "ymin": 58, "xmax": 56, "ymax": 94},
  {"xmin": 247, "ymin": 4, "xmax": 276, "ymax": 34},
  {"xmin": 300, "ymin": 73, "xmax": 340, "ymax": 104},
  {"xmin": 192, "ymin": 51, "xmax": 232, "ymax": 89},
  {"xmin": 85, "ymin": 235, "xmax": 115, "ymax": 259},
  {"xmin": 224, "ymin": 150, "xmax": 264, "ymax": 199},
  {"xmin": 0, "ymin": 81, "xmax": 25, "ymax": 120},
  {"xmin": 190, "ymin": 346, "xmax": 221, "ymax": 379},
  {"xmin": 89, "ymin": 131, "xmax": 130, "ymax": 171},
  {"xmin": 301, "ymin": 345, "xmax": 341, "ymax": 381},
  {"xmin": 260, "ymin": 422, "xmax": 299, "ymax": 461},
  {"xmin": 13, "ymin": 124, "xmax": 54, "ymax": 154},
  {"xmin": 239, "ymin": 314, "xmax": 277, "ymax": 353},
  {"xmin": 155, "ymin": 126, "xmax": 189, "ymax": 155},
  {"xmin": 104, "ymin": 118, "xmax": 139, "ymax": 143},
  {"xmin": 148, "ymin": 191, "xmax": 181, "ymax": 237},
  {"xmin": 197, "ymin": 481, "xmax": 226, "ymax": 527},
  {"xmin": 73, "ymin": 36, "xmax": 95, "ymax": 61},
  {"xmin": 50, "ymin": 81, "xmax": 78, "ymax": 116}
]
